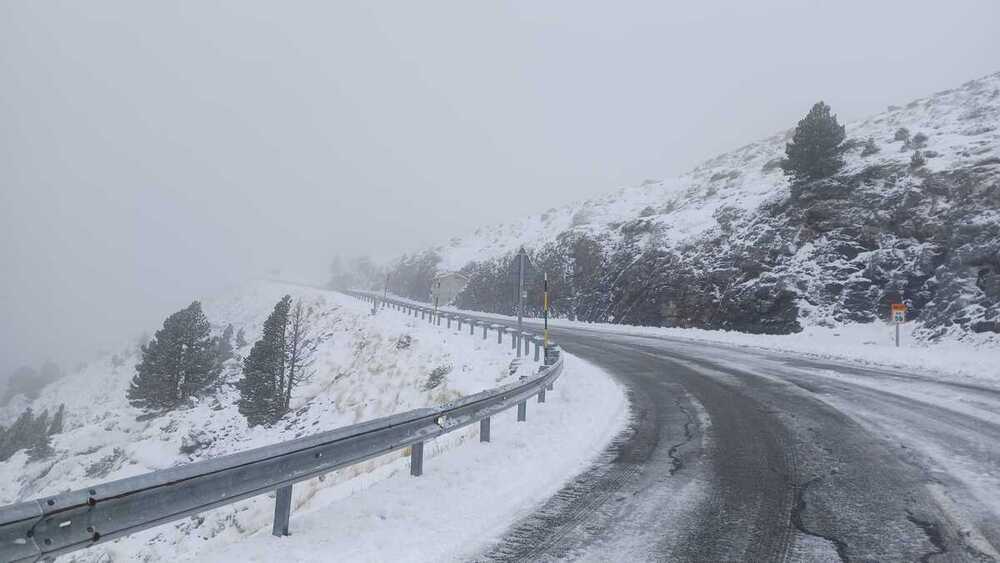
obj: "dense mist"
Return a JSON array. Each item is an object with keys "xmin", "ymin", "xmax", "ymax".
[{"xmin": 2, "ymin": 0, "xmax": 999, "ymax": 376}]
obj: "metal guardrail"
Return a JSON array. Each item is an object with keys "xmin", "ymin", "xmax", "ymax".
[{"xmin": 0, "ymin": 292, "xmax": 563, "ymax": 563}]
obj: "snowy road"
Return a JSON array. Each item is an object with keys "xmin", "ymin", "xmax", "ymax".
[{"xmin": 471, "ymin": 323, "xmax": 1000, "ymax": 562}]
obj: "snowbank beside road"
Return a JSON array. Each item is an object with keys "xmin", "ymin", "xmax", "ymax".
[
  {"xmin": 545, "ymin": 318, "xmax": 1000, "ymax": 386},
  {"xmin": 187, "ymin": 353, "xmax": 627, "ymax": 563},
  {"xmin": 402, "ymin": 296, "xmax": 998, "ymax": 387}
]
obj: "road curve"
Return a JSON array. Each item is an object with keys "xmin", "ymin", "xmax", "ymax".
[{"xmin": 470, "ymin": 323, "xmax": 1000, "ymax": 562}]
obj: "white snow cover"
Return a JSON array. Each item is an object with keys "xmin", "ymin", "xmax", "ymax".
[
  {"xmin": 187, "ymin": 354, "xmax": 626, "ymax": 563},
  {"xmin": 0, "ymin": 282, "xmax": 627, "ymax": 562},
  {"xmin": 434, "ymin": 71, "xmax": 1000, "ymax": 284}
]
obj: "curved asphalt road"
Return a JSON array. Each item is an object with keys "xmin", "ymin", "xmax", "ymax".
[{"xmin": 466, "ymin": 322, "xmax": 1000, "ymax": 562}]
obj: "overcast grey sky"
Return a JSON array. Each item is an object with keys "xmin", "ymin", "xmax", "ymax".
[{"xmin": 2, "ymin": 1, "xmax": 999, "ymax": 376}]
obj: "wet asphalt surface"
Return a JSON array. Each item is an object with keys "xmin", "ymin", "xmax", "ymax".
[{"xmin": 464, "ymin": 322, "xmax": 1000, "ymax": 563}]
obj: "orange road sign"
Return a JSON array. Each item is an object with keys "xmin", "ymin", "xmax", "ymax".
[{"xmin": 891, "ymin": 303, "xmax": 907, "ymax": 323}]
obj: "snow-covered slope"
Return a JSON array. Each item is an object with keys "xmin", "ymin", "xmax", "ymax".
[
  {"xmin": 392, "ymin": 71, "xmax": 1000, "ymax": 343},
  {"xmin": 0, "ymin": 282, "xmax": 568, "ymax": 561},
  {"xmin": 438, "ymin": 73, "xmax": 999, "ymax": 271}
]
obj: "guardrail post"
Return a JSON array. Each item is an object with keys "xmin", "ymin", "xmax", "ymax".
[
  {"xmin": 515, "ymin": 334, "xmax": 521, "ymax": 357},
  {"xmin": 482, "ymin": 323, "xmax": 488, "ymax": 339},
  {"xmin": 480, "ymin": 417, "xmax": 490, "ymax": 442},
  {"xmin": 544, "ymin": 345, "xmax": 559, "ymax": 390},
  {"xmin": 511, "ymin": 332, "xmax": 517, "ymax": 351},
  {"xmin": 470, "ymin": 321, "xmax": 475, "ymax": 335},
  {"xmin": 523, "ymin": 333, "xmax": 531, "ymax": 356},
  {"xmin": 538, "ymin": 387, "xmax": 546, "ymax": 403},
  {"xmin": 517, "ymin": 401, "xmax": 527, "ymax": 421},
  {"xmin": 457, "ymin": 318, "xmax": 462, "ymax": 330},
  {"xmin": 447, "ymin": 316, "xmax": 451, "ymax": 329},
  {"xmin": 533, "ymin": 339, "xmax": 540, "ymax": 362},
  {"xmin": 272, "ymin": 485, "xmax": 293, "ymax": 537},
  {"xmin": 410, "ymin": 442, "xmax": 424, "ymax": 477},
  {"xmin": 496, "ymin": 326, "xmax": 503, "ymax": 344}
]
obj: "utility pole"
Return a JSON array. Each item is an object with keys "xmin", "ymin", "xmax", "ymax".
[
  {"xmin": 516, "ymin": 247, "xmax": 527, "ymax": 333},
  {"xmin": 434, "ymin": 279, "xmax": 441, "ymax": 322},
  {"xmin": 543, "ymin": 271, "xmax": 549, "ymax": 347}
]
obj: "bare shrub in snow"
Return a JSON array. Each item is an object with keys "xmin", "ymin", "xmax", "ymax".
[
  {"xmin": 424, "ymin": 365, "xmax": 451, "ymax": 390},
  {"xmin": 861, "ymin": 137, "xmax": 880, "ymax": 157}
]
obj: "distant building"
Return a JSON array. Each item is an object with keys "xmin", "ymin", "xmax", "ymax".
[{"xmin": 431, "ymin": 272, "xmax": 469, "ymax": 306}]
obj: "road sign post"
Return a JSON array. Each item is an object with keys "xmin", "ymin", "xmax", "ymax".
[{"xmin": 891, "ymin": 303, "xmax": 907, "ymax": 348}]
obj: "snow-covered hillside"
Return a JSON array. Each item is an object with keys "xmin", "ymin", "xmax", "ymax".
[
  {"xmin": 438, "ymin": 73, "xmax": 999, "ymax": 271},
  {"xmin": 390, "ymin": 71, "xmax": 1000, "ymax": 343},
  {"xmin": 0, "ymin": 282, "xmax": 628, "ymax": 562}
]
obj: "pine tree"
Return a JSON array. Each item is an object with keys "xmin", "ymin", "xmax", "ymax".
[
  {"xmin": 128, "ymin": 302, "xmax": 221, "ymax": 411},
  {"xmin": 1, "ymin": 409, "xmax": 36, "ymax": 461},
  {"xmin": 48, "ymin": 404, "xmax": 65, "ymax": 435},
  {"xmin": 238, "ymin": 296, "xmax": 291, "ymax": 426},
  {"xmin": 237, "ymin": 296, "xmax": 322, "ymax": 425},
  {"xmin": 782, "ymin": 101, "xmax": 846, "ymax": 181},
  {"xmin": 216, "ymin": 324, "xmax": 235, "ymax": 365},
  {"xmin": 27, "ymin": 410, "xmax": 52, "ymax": 460}
]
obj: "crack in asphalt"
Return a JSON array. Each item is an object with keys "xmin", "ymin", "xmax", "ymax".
[
  {"xmin": 791, "ymin": 476, "xmax": 851, "ymax": 562},
  {"xmin": 906, "ymin": 511, "xmax": 948, "ymax": 563},
  {"xmin": 666, "ymin": 398, "xmax": 695, "ymax": 476}
]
